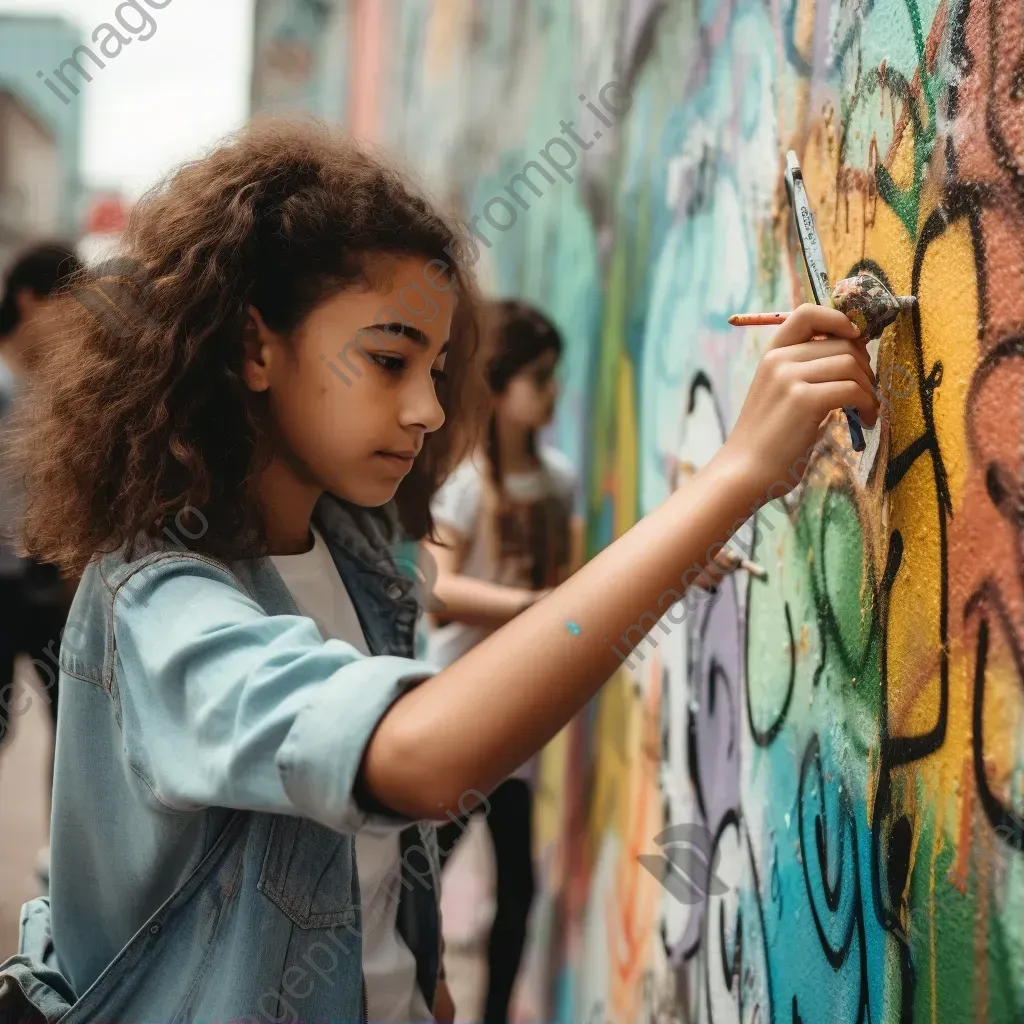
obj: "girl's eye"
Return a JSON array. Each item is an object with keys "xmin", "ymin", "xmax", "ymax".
[
  {"xmin": 370, "ymin": 352, "xmax": 446, "ymax": 386},
  {"xmin": 371, "ymin": 354, "xmax": 406, "ymax": 374}
]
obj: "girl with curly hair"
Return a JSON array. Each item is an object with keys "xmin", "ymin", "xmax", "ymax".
[{"xmin": 0, "ymin": 120, "xmax": 875, "ymax": 1024}]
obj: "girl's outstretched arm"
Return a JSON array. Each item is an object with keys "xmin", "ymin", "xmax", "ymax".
[{"xmin": 362, "ymin": 305, "xmax": 876, "ymax": 817}]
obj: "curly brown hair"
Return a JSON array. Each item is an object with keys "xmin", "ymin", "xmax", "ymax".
[{"xmin": 13, "ymin": 119, "xmax": 489, "ymax": 575}]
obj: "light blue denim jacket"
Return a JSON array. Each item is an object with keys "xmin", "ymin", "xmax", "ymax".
[{"xmin": 0, "ymin": 495, "xmax": 443, "ymax": 1024}]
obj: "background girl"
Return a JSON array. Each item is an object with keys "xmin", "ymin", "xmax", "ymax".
[{"xmin": 425, "ymin": 299, "xmax": 579, "ymax": 1023}]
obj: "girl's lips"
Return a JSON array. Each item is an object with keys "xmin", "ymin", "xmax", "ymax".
[{"xmin": 375, "ymin": 450, "xmax": 416, "ymax": 469}]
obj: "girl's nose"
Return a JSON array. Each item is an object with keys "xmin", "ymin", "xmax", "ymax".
[{"xmin": 402, "ymin": 375, "xmax": 446, "ymax": 434}]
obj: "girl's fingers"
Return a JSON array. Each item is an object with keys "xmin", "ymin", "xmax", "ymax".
[
  {"xmin": 716, "ymin": 548, "xmax": 742, "ymax": 569},
  {"xmin": 706, "ymin": 548, "xmax": 740, "ymax": 574},
  {"xmin": 768, "ymin": 303, "xmax": 862, "ymax": 349},
  {"xmin": 806, "ymin": 380, "xmax": 880, "ymax": 428},
  {"xmin": 783, "ymin": 337, "xmax": 873, "ymax": 371},
  {"xmin": 798, "ymin": 353, "xmax": 876, "ymax": 397}
]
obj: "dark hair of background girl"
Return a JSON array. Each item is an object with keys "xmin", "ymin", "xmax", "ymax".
[
  {"xmin": 483, "ymin": 299, "xmax": 563, "ymax": 494},
  {"xmin": 12, "ymin": 120, "xmax": 490, "ymax": 575},
  {"xmin": 0, "ymin": 243, "xmax": 82, "ymax": 337}
]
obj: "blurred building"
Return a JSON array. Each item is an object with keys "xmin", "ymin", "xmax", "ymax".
[
  {"xmin": 0, "ymin": 15, "xmax": 84, "ymax": 271},
  {"xmin": 0, "ymin": 90, "xmax": 60, "ymax": 260}
]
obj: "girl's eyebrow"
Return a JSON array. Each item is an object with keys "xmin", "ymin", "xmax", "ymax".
[{"xmin": 369, "ymin": 322, "xmax": 443, "ymax": 349}]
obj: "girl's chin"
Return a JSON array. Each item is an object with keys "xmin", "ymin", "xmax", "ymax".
[{"xmin": 332, "ymin": 479, "xmax": 401, "ymax": 508}]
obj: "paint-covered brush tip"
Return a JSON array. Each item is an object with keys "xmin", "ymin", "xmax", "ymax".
[{"xmin": 897, "ymin": 295, "xmax": 917, "ymax": 311}]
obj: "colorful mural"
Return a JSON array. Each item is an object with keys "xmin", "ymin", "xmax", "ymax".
[{"xmin": 253, "ymin": 0, "xmax": 1024, "ymax": 1019}]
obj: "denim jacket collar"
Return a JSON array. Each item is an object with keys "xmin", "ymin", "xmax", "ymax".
[{"xmin": 313, "ymin": 494, "xmax": 419, "ymax": 657}]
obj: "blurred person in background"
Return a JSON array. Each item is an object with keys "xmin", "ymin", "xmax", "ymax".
[
  {"xmin": 0, "ymin": 242, "xmax": 82, "ymax": 891},
  {"xmin": 424, "ymin": 299, "xmax": 580, "ymax": 1024}
]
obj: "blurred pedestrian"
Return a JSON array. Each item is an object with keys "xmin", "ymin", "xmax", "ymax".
[
  {"xmin": 0, "ymin": 242, "xmax": 82, "ymax": 890},
  {"xmin": 424, "ymin": 299, "xmax": 579, "ymax": 1024}
]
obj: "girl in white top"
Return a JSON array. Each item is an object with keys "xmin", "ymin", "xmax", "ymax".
[{"xmin": 424, "ymin": 300, "xmax": 581, "ymax": 1023}]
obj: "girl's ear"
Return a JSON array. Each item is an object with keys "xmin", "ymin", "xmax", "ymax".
[{"xmin": 242, "ymin": 306, "xmax": 275, "ymax": 393}]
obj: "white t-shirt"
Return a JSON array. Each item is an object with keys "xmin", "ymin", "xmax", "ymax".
[
  {"xmin": 271, "ymin": 528, "xmax": 433, "ymax": 1024},
  {"xmin": 426, "ymin": 446, "xmax": 576, "ymax": 782}
]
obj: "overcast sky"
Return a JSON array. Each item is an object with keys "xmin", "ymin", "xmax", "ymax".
[{"xmin": 0, "ymin": 0, "xmax": 255, "ymax": 197}]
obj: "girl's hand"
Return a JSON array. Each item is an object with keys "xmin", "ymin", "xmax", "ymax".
[
  {"xmin": 718, "ymin": 304, "xmax": 876, "ymax": 497},
  {"xmin": 690, "ymin": 546, "xmax": 743, "ymax": 591},
  {"xmin": 511, "ymin": 586, "xmax": 553, "ymax": 617}
]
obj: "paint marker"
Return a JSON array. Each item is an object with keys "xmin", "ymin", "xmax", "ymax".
[
  {"xmin": 738, "ymin": 558, "xmax": 767, "ymax": 579},
  {"xmin": 784, "ymin": 150, "xmax": 865, "ymax": 452},
  {"xmin": 728, "ymin": 312, "xmax": 789, "ymax": 326},
  {"xmin": 728, "ymin": 312, "xmax": 830, "ymax": 342}
]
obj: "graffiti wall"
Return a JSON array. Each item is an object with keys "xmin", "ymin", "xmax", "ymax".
[{"xmin": 253, "ymin": 0, "xmax": 1024, "ymax": 1019}]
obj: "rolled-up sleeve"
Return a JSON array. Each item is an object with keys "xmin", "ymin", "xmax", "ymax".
[{"xmin": 113, "ymin": 556, "xmax": 432, "ymax": 833}]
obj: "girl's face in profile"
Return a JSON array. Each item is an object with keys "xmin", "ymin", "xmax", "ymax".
[
  {"xmin": 496, "ymin": 348, "xmax": 560, "ymax": 431},
  {"xmin": 244, "ymin": 255, "xmax": 453, "ymax": 508}
]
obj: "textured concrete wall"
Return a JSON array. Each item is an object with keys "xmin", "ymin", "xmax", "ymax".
[{"xmin": 254, "ymin": 0, "xmax": 1024, "ymax": 1019}]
